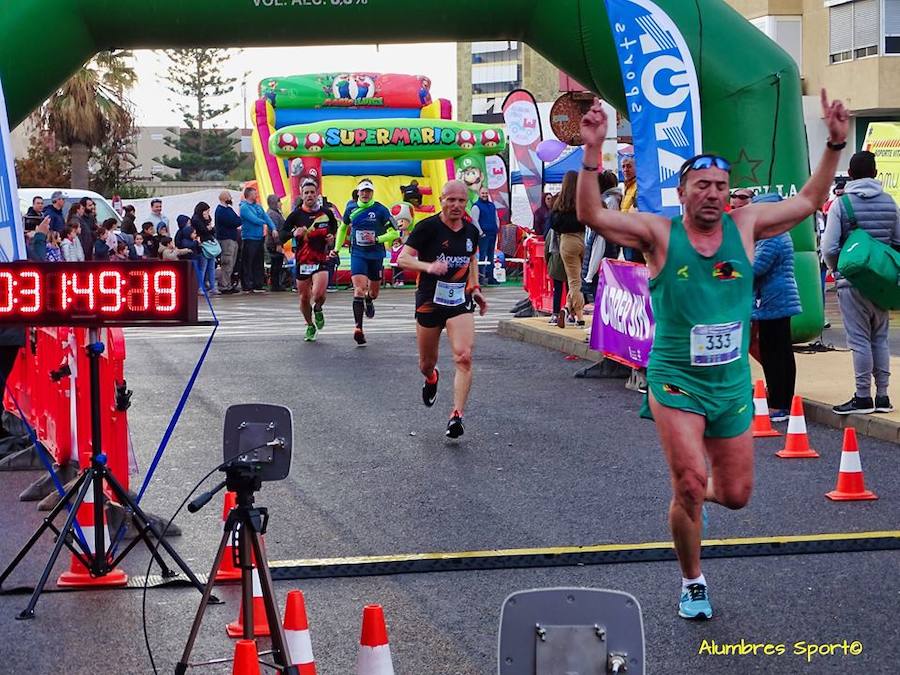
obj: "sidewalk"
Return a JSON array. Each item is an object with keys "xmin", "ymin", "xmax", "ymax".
[{"xmin": 498, "ymin": 315, "xmax": 900, "ymax": 444}]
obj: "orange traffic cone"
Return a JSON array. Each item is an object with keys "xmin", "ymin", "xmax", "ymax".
[
  {"xmin": 216, "ymin": 492, "xmax": 243, "ymax": 582},
  {"xmin": 776, "ymin": 396, "xmax": 819, "ymax": 458},
  {"xmin": 751, "ymin": 380, "xmax": 781, "ymax": 437},
  {"xmin": 283, "ymin": 590, "xmax": 317, "ymax": 674},
  {"xmin": 826, "ymin": 428, "xmax": 878, "ymax": 501},
  {"xmin": 57, "ymin": 478, "xmax": 128, "ymax": 587},
  {"xmin": 226, "ymin": 568, "xmax": 271, "ymax": 638},
  {"xmin": 232, "ymin": 639, "xmax": 261, "ymax": 675},
  {"xmin": 356, "ymin": 605, "xmax": 394, "ymax": 675}
]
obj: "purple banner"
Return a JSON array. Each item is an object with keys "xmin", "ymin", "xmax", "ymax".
[{"xmin": 590, "ymin": 260, "xmax": 655, "ymax": 368}]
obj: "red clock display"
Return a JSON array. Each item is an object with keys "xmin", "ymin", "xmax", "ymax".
[{"xmin": 0, "ymin": 261, "xmax": 199, "ymax": 326}]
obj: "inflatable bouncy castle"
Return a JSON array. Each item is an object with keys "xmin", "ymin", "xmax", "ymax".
[{"xmin": 252, "ymin": 72, "xmax": 455, "ymax": 223}]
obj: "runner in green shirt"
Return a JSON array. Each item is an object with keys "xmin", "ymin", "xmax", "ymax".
[{"xmin": 575, "ymin": 90, "xmax": 849, "ymax": 621}]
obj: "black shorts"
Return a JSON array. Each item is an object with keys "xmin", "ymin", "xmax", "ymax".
[
  {"xmin": 295, "ymin": 263, "xmax": 327, "ymax": 281},
  {"xmin": 415, "ymin": 298, "xmax": 475, "ymax": 329}
]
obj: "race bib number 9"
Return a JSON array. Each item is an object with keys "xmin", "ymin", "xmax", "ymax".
[
  {"xmin": 355, "ymin": 229, "xmax": 377, "ymax": 246},
  {"xmin": 690, "ymin": 322, "xmax": 742, "ymax": 366},
  {"xmin": 434, "ymin": 281, "xmax": 466, "ymax": 307}
]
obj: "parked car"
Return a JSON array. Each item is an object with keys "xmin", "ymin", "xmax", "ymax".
[{"xmin": 18, "ymin": 188, "xmax": 121, "ymax": 229}]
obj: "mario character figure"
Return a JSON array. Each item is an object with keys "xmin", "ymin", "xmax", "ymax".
[
  {"xmin": 304, "ymin": 133, "xmax": 325, "ymax": 153},
  {"xmin": 456, "ymin": 156, "xmax": 484, "ymax": 195},
  {"xmin": 418, "ymin": 76, "xmax": 432, "ymax": 106},
  {"xmin": 334, "ymin": 74, "xmax": 352, "ymax": 100},
  {"xmin": 354, "ymin": 75, "xmax": 373, "ymax": 100},
  {"xmin": 279, "ymin": 133, "xmax": 299, "ymax": 151},
  {"xmin": 457, "ymin": 130, "xmax": 476, "ymax": 150},
  {"xmin": 481, "ymin": 129, "xmax": 501, "ymax": 148}
]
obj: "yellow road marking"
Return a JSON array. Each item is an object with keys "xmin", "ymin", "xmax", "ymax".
[{"xmin": 270, "ymin": 530, "xmax": 900, "ymax": 568}]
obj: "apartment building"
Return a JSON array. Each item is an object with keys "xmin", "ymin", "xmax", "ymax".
[
  {"xmin": 728, "ymin": 0, "xmax": 900, "ymax": 144},
  {"xmin": 456, "ymin": 42, "xmax": 560, "ymax": 123}
]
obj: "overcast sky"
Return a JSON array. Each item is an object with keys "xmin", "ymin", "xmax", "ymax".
[{"xmin": 129, "ymin": 44, "xmax": 458, "ymax": 129}]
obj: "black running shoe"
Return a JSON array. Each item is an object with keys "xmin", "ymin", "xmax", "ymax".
[
  {"xmin": 365, "ymin": 296, "xmax": 375, "ymax": 318},
  {"xmin": 874, "ymin": 395, "xmax": 894, "ymax": 413},
  {"xmin": 353, "ymin": 328, "xmax": 367, "ymax": 346},
  {"xmin": 446, "ymin": 411, "xmax": 464, "ymax": 439},
  {"xmin": 833, "ymin": 395, "xmax": 875, "ymax": 415},
  {"xmin": 422, "ymin": 368, "xmax": 439, "ymax": 407}
]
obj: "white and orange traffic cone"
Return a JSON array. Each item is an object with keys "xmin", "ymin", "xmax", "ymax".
[
  {"xmin": 216, "ymin": 491, "xmax": 243, "ymax": 582},
  {"xmin": 776, "ymin": 396, "xmax": 819, "ymax": 458},
  {"xmin": 232, "ymin": 639, "xmax": 261, "ymax": 675},
  {"xmin": 826, "ymin": 428, "xmax": 878, "ymax": 501},
  {"xmin": 226, "ymin": 568, "xmax": 271, "ymax": 638},
  {"xmin": 751, "ymin": 380, "xmax": 781, "ymax": 438},
  {"xmin": 57, "ymin": 478, "xmax": 127, "ymax": 587},
  {"xmin": 283, "ymin": 590, "xmax": 317, "ymax": 674},
  {"xmin": 356, "ymin": 605, "xmax": 394, "ymax": 675}
]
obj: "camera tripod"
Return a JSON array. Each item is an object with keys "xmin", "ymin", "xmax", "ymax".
[
  {"xmin": 175, "ymin": 470, "xmax": 298, "ymax": 675},
  {"xmin": 0, "ymin": 328, "xmax": 205, "ymax": 619}
]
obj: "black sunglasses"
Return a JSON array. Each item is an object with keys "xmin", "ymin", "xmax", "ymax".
[
  {"xmin": 731, "ymin": 192, "xmax": 752, "ymax": 200},
  {"xmin": 679, "ymin": 154, "xmax": 731, "ymax": 179}
]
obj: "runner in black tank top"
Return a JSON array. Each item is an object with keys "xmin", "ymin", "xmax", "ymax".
[{"xmin": 398, "ymin": 180, "xmax": 488, "ymax": 439}]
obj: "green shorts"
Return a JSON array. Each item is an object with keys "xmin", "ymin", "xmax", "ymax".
[{"xmin": 639, "ymin": 380, "xmax": 752, "ymax": 439}]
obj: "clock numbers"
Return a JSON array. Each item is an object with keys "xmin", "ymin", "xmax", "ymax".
[
  {"xmin": 126, "ymin": 271, "xmax": 150, "ymax": 312},
  {"xmin": 154, "ymin": 271, "xmax": 177, "ymax": 312},
  {"xmin": 19, "ymin": 271, "xmax": 41, "ymax": 313},
  {"xmin": 62, "ymin": 272, "xmax": 95, "ymax": 310},
  {"xmin": 98, "ymin": 271, "xmax": 124, "ymax": 312},
  {"xmin": 0, "ymin": 271, "xmax": 14, "ymax": 312}
]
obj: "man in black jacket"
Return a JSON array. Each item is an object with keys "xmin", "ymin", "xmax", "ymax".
[{"xmin": 215, "ymin": 191, "xmax": 242, "ymax": 293}]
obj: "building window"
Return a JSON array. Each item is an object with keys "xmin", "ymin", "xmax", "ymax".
[
  {"xmin": 829, "ymin": 0, "xmax": 880, "ymax": 62},
  {"xmin": 151, "ymin": 133, "xmax": 164, "ymax": 141},
  {"xmin": 886, "ymin": 0, "xmax": 900, "ymax": 53}
]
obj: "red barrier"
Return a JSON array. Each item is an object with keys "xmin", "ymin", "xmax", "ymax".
[
  {"xmin": 523, "ymin": 236, "xmax": 560, "ymax": 314},
  {"xmin": 3, "ymin": 326, "xmax": 129, "ymax": 492}
]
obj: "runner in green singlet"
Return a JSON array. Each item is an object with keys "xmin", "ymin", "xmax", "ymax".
[{"xmin": 576, "ymin": 90, "xmax": 849, "ymax": 620}]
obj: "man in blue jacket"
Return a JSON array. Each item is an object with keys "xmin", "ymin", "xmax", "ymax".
[
  {"xmin": 215, "ymin": 191, "xmax": 242, "ymax": 293},
  {"xmin": 44, "ymin": 191, "xmax": 66, "ymax": 233},
  {"xmin": 239, "ymin": 187, "xmax": 274, "ymax": 293},
  {"xmin": 472, "ymin": 187, "xmax": 500, "ymax": 284}
]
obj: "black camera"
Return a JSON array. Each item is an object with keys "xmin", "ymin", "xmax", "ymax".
[{"xmin": 222, "ymin": 404, "xmax": 293, "ymax": 482}]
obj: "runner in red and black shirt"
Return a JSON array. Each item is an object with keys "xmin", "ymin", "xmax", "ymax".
[
  {"xmin": 398, "ymin": 180, "xmax": 488, "ymax": 438},
  {"xmin": 282, "ymin": 178, "xmax": 338, "ymax": 342}
]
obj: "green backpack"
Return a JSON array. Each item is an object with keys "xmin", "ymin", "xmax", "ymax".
[{"xmin": 836, "ymin": 195, "xmax": 900, "ymax": 310}]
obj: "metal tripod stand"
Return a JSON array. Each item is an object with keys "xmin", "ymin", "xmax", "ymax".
[
  {"xmin": 0, "ymin": 328, "xmax": 206, "ymax": 619},
  {"xmin": 175, "ymin": 472, "xmax": 298, "ymax": 675}
]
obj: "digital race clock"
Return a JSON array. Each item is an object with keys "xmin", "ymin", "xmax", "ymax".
[{"xmin": 0, "ymin": 261, "xmax": 199, "ymax": 326}]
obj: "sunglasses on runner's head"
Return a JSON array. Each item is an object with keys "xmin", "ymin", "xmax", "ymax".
[{"xmin": 679, "ymin": 154, "xmax": 731, "ymax": 180}]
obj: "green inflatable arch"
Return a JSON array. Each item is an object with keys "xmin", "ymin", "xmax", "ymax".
[{"xmin": 0, "ymin": 0, "xmax": 822, "ymax": 339}]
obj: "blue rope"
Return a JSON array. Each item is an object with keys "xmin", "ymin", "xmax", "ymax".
[{"xmin": 109, "ymin": 261, "xmax": 219, "ymax": 553}]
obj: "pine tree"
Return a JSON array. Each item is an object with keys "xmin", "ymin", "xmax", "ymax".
[{"xmin": 155, "ymin": 49, "xmax": 242, "ymax": 180}]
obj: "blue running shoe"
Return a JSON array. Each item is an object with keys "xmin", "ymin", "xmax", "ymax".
[
  {"xmin": 678, "ymin": 583, "xmax": 713, "ymax": 620},
  {"xmin": 701, "ymin": 504, "xmax": 709, "ymax": 539}
]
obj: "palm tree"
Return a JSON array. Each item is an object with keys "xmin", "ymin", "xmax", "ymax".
[{"xmin": 42, "ymin": 51, "xmax": 136, "ymax": 189}]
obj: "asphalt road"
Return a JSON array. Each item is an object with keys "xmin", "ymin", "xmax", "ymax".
[{"xmin": 0, "ymin": 286, "xmax": 897, "ymax": 674}]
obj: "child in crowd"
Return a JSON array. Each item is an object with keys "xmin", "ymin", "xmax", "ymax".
[
  {"xmin": 111, "ymin": 240, "xmax": 129, "ymax": 261},
  {"xmin": 45, "ymin": 231, "xmax": 63, "ymax": 262},
  {"xmin": 134, "ymin": 233, "xmax": 145, "ymax": 259},
  {"xmin": 159, "ymin": 236, "xmax": 192, "ymax": 261},
  {"xmin": 93, "ymin": 226, "xmax": 111, "ymax": 261}
]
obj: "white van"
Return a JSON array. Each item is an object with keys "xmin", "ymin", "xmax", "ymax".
[{"xmin": 18, "ymin": 188, "xmax": 121, "ymax": 228}]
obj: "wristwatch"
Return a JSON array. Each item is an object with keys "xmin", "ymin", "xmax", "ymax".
[{"xmin": 826, "ymin": 140, "xmax": 847, "ymax": 151}]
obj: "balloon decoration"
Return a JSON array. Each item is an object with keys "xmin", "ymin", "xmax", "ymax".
[{"xmin": 536, "ymin": 139, "xmax": 567, "ymax": 163}]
